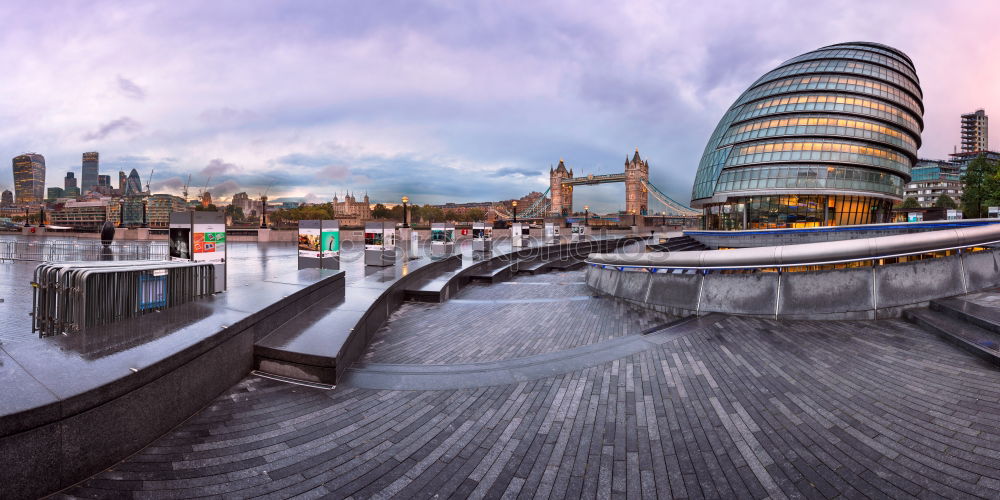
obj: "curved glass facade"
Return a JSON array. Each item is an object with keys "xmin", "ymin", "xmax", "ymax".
[{"xmin": 691, "ymin": 41, "xmax": 923, "ymax": 229}]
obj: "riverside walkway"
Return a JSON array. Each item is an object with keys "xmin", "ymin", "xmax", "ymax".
[{"xmin": 61, "ymin": 269, "xmax": 1000, "ymax": 499}]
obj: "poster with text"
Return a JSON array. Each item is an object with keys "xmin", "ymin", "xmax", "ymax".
[
  {"xmin": 298, "ymin": 228, "xmax": 321, "ymax": 257},
  {"xmin": 193, "ymin": 224, "xmax": 226, "ymax": 262}
]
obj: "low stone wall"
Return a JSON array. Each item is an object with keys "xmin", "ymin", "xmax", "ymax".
[
  {"xmin": 0, "ymin": 270, "xmax": 345, "ymax": 499},
  {"xmin": 587, "ymin": 248, "xmax": 1000, "ymax": 320}
]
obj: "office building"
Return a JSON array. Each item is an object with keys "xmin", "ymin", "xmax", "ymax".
[
  {"xmin": 691, "ymin": 42, "xmax": 923, "ymax": 229},
  {"xmin": 13, "ymin": 153, "xmax": 46, "ymax": 206},
  {"xmin": 961, "ymin": 109, "xmax": 988, "ymax": 153},
  {"xmin": 147, "ymin": 194, "xmax": 187, "ymax": 228},
  {"xmin": 81, "ymin": 152, "xmax": 99, "ymax": 193},
  {"xmin": 904, "ymin": 159, "xmax": 962, "ymax": 207},
  {"xmin": 47, "ymin": 187, "xmax": 65, "ymax": 201},
  {"xmin": 1, "ymin": 189, "xmax": 12, "ymax": 207},
  {"xmin": 64, "ymin": 172, "xmax": 77, "ymax": 190},
  {"xmin": 124, "ymin": 168, "xmax": 143, "ymax": 195},
  {"xmin": 949, "ymin": 149, "xmax": 1000, "ymax": 175},
  {"xmin": 49, "ymin": 199, "xmax": 110, "ymax": 231}
]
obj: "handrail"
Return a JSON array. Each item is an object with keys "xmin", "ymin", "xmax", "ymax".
[
  {"xmin": 641, "ymin": 179, "xmax": 702, "ymax": 217},
  {"xmin": 587, "ymin": 224, "xmax": 1000, "ymax": 269}
]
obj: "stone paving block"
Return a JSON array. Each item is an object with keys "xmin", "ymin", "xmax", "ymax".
[{"xmin": 55, "ymin": 270, "xmax": 1000, "ymax": 499}]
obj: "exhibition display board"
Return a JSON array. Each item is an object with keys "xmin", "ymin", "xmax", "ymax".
[
  {"xmin": 169, "ymin": 211, "xmax": 226, "ymax": 292},
  {"xmin": 364, "ymin": 221, "xmax": 397, "ymax": 266},
  {"xmin": 430, "ymin": 222, "xmax": 455, "ymax": 256},
  {"xmin": 298, "ymin": 220, "xmax": 340, "ymax": 269},
  {"xmin": 571, "ymin": 222, "xmax": 588, "ymax": 242},
  {"xmin": 511, "ymin": 222, "xmax": 529, "ymax": 247},
  {"xmin": 544, "ymin": 222, "xmax": 559, "ymax": 244}
]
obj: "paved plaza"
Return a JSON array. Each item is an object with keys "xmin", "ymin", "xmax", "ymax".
[{"xmin": 58, "ymin": 269, "xmax": 1000, "ymax": 499}]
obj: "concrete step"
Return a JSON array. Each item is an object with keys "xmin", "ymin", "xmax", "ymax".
[
  {"xmin": 548, "ymin": 258, "xmax": 586, "ymax": 271},
  {"xmin": 903, "ymin": 308, "xmax": 1000, "ymax": 366},
  {"xmin": 469, "ymin": 261, "xmax": 518, "ymax": 283},
  {"xmin": 515, "ymin": 259, "xmax": 555, "ymax": 275},
  {"xmin": 404, "ymin": 270, "xmax": 461, "ymax": 303},
  {"xmin": 931, "ymin": 296, "xmax": 1000, "ymax": 336}
]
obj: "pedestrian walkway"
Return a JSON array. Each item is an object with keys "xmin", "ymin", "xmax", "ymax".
[{"xmin": 61, "ymin": 270, "xmax": 1000, "ymax": 499}]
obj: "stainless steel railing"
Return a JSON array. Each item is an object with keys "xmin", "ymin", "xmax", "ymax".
[
  {"xmin": 587, "ymin": 223, "xmax": 1000, "ymax": 270},
  {"xmin": 0, "ymin": 240, "xmax": 168, "ymax": 262},
  {"xmin": 31, "ymin": 260, "xmax": 216, "ymax": 336}
]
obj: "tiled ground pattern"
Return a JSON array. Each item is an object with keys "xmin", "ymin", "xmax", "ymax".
[
  {"xmin": 364, "ymin": 273, "xmax": 671, "ymax": 365},
  {"xmin": 61, "ymin": 269, "xmax": 1000, "ymax": 499}
]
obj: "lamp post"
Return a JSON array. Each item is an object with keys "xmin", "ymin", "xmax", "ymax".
[
  {"xmin": 39, "ymin": 205, "xmax": 46, "ymax": 228},
  {"xmin": 401, "ymin": 196, "xmax": 409, "ymax": 228},
  {"xmin": 260, "ymin": 196, "xmax": 268, "ymax": 228},
  {"xmin": 141, "ymin": 198, "xmax": 148, "ymax": 228},
  {"xmin": 24, "ymin": 207, "xmax": 30, "ymax": 227},
  {"xmin": 583, "ymin": 205, "xmax": 589, "ymax": 226},
  {"xmin": 512, "ymin": 200, "xmax": 518, "ymax": 223},
  {"xmin": 119, "ymin": 198, "xmax": 126, "ymax": 227}
]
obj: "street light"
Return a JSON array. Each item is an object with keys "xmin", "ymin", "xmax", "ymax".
[
  {"xmin": 512, "ymin": 200, "xmax": 518, "ymax": 223},
  {"xmin": 141, "ymin": 198, "xmax": 148, "ymax": 228},
  {"xmin": 401, "ymin": 196, "xmax": 409, "ymax": 228},
  {"xmin": 39, "ymin": 205, "xmax": 46, "ymax": 228},
  {"xmin": 583, "ymin": 205, "xmax": 589, "ymax": 226},
  {"xmin": 119, "ymin": 197, "xmax": 126, "ymax": 227}
]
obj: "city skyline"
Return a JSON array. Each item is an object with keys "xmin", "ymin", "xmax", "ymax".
[{"xmin": 2, "ymin": 1, "xmax": 1000, "ymax": 212}]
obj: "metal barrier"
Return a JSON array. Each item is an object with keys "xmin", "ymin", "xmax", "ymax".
[
  {"xmin": 0, "ymin": 240, "xmax": 168, "ymax": 262},
  {"xmin": 588, "ymin": 223, "xmax": 1000, "ymax": 270},
  {"xmin": 31, "ymin": 260, "xmax": 216, "ymax": 336}
]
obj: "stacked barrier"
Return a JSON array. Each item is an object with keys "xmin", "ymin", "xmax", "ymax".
[
  {"xmin": 31, "ymin": 260, "xmax": 216, "ymax": 336},
  {"xmin": 0, "ymin": 240, "xmax": 169, "ymax": 261}
]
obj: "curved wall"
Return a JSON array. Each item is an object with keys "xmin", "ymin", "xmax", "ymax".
[
  {"xmin": 587, "ymin": 249, "xmax": 1000, "ymax": 320},
  {"xmin": 690, "ymin": 42, "xmax": 924, "ymax": 230}
]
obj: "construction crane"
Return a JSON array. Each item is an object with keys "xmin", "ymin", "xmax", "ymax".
[
  {"xmin": 144, "ymin": 169, "xmax": 155, "ymax": 195},
  {"xmin": 181, "ymin": 174, "xmax": 191, "ymax": 202},
  {"xmin": 199, "ymin": 175, "xmax": 212, "ymax": 199}
]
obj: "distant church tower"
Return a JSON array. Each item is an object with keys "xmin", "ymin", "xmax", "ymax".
[
  {"xmin": 549, "ymin": 159, "xmax": 574, "ymax": 216},
  {"xmin": 625, "ymin": 148, "xmax": 649, "ymax": 215}
]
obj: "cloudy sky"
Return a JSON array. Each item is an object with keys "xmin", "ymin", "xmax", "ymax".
[{"xmin": 1, "ymin": 0, "xmax": 997, "ymax": 212}]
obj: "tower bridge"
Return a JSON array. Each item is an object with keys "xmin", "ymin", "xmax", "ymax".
[{"xmin": 494, "ymin": 149, "xmax": 699, "ymax": 220}]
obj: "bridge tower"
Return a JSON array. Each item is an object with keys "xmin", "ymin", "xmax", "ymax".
[
  {"xmin": 549, "ymin": 159, "xmax": 574, "ymax": 216},
  {"xmin": 625, "ymin": 148, "xmax": 649, "ymax": 215}
]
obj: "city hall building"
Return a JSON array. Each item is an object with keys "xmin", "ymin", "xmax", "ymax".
[{"xmin": 691, "ymin": 42, "xmax": 923, "ymax": 229}]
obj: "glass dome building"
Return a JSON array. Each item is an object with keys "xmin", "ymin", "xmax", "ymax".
[{"xmin": 691, "ymin": 42, "xmax": 923, "ymax": 230}]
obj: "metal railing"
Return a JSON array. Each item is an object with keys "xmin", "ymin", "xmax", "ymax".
[
  {"xmin": 588, "ymin": 223, "xmax": 1000, "ymax": 270},
  {"xmin": 0, "ymin": 240, "xmax": 168, "ymax": 262},
  {"xmin": 32, "ymin": 260, "xmax": 216, "ymax": 336}
]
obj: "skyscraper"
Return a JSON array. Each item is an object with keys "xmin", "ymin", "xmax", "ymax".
[
  {"xmin": 81, "ymin": 152, "xmax": 99, "ymax": 193},
  {"xmin": 64, "ymin": 171, "xmax": 77, "ymax": 190},
  {"xmin": 125, "ymin": 168, "xmax": 143, "ymax": 195},
  {"xmin": 1, "ymin": 189, "xmax": 13, "ymax": 207},
  {"xmin": 119, "ymin": 170, "xmax": 126, "ymax": 191},
  {"xmin": 961, "ymin": 109, "xmax": 988, "ymax": 153},
  {"xmin": 12, "ymin": 153, "xmax": 46, "ymax": 205}
]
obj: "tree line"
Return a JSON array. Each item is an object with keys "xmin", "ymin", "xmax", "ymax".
[{"xmin": 269, "ymin": 202, "xmax": 489, "ymax": 225}]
